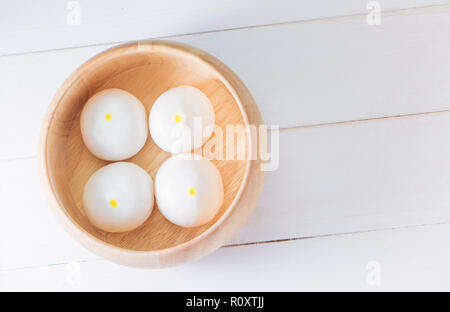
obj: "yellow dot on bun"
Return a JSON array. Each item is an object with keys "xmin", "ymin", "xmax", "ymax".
[
  {"xmin": 154, "ymin": 154, "xmax": 224, "ymax": 227},
  {"xmin": 149, "ymin": 86, "xmax": 215, "ymax": 153},
  {"xmin": 109, "ymin": 199, "xmax": 118, "ymax": 207},
  {"xmin": 105, "ymin": 113, "xmax": 112, "ymax": 121}
]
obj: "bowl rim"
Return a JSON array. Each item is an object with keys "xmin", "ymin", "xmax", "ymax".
[{"xmin": 39, "ymin": 40, "xmax": 263, "ymax": 267}]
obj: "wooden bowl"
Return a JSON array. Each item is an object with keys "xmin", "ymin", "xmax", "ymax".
[{"xmin": 39, "ymin": 41, "xmax": 265, "ymax": 268}]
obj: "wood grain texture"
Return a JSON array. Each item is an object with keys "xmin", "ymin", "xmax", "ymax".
[
  {"xmin": 1, "ymin": 2, "xmax": 450, "ymax": 289},
  {"xmin": 39, "ymin": 41, "xmax": 265, "ymax": 267},
  {"xmin": 3, "ymin": 111, "xmax": 450, "ymax": 270},
  {"xmin": 3, "ymin": 5, "xmax": 450, "ymax": 160},
  {"xmin": 230, "ymin": 111, "xmax": 450, "ymax": 244},
  {"xmin": 3, "ymin": 223, "xmax": 450, "ymax": 291},
  {"xmin": 3, "ymin": 0, "xmax": 449, "ymax": 56}
]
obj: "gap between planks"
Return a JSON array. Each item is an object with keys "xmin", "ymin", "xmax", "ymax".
[
  {"xmin": 279, "ymin": 108, "xmax": 450, "ymax": 132},
  {"xmin": 1, "ymin": 219, "xmax": 449, "ymax": 273},
  {"xmin": 2, "ymin": 3, "xmax": 450, "ymax": 58},
  {"xmin": 224, "ymin": 220, "xmax": 450, "ymax": 248},
  {"xmin": 3, "ymin": 107, "xmax": 450, "ymax": 163}
]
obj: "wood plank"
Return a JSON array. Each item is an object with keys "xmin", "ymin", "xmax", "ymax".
[
  {"xmin": 231, "ymin": 111, "xmax": 450, "ymax": 244},
  {"xmin": 2, "ymin": 223, "xmax": 450, "ymax": 291},
  {"xmin": 0, "ymin": 158, "xmax": 97, "ymax": 271},
  {"xmin": 2, "ymin": 0, "xmax": 449, "ymax": 55},
  {"xmin": 2, "ymin": 111, "xmax": 450, "ymax": 270},
  {"xmin": 3, "ymin": 5, "xmax": 450, "ymax": 159},
  {"xmin": 176, "ymin": 6, "xmax": 450, "ymax": 128}
]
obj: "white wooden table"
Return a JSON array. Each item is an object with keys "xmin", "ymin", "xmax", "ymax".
[{"xmin": 2, "ymin": 0, "xmax": 450, "ymax": 291}]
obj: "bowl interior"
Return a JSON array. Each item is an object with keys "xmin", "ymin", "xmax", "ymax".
[{"xmin": 45, "ymin": 43, "xmax": 248, "ymax": 251}]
